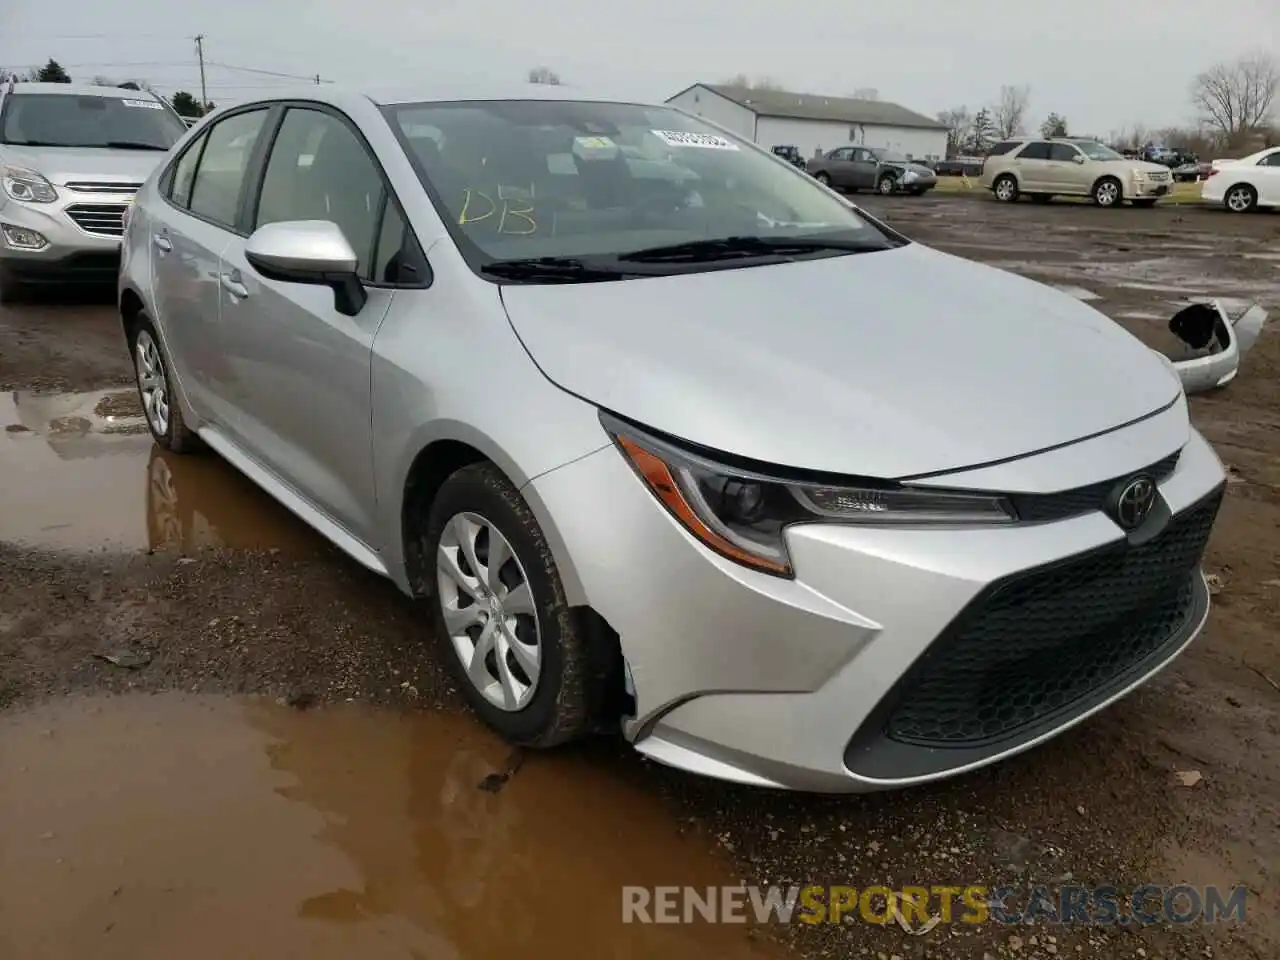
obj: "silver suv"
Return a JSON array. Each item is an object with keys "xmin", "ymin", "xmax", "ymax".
[{"xmin": 0, "ymin": 79, "xmax": 188, "ymax": 299}]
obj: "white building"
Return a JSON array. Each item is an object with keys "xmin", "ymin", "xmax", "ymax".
[{"xmin": 665, "ymin": 84, "xmax": 949, "ymax": 162}]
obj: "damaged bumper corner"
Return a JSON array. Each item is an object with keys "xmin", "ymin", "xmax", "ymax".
[{"xmin": 1164, "ymin": 299, "xmax": 1269, "ymax": 395}]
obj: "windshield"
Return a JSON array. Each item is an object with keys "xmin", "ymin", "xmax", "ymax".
[
  {"xmin": 385, "ymin": 100, "xmax": 897, "ymax": 274},
  {"xmin": 1071, "ymin": 140, "xmax": 1124, "ymax": 162},
  {"xmin": 0, "ymin": 93, "xmax": 187, "ymax": 149}
]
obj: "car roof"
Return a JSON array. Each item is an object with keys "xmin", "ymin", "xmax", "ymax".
[
  {"xmin": 3, "ymin": 82, "xmax": 162, "ymax": 100},
  {"xmin": 199, "ymin": 83, "xmax": 666, "ymax": 114}
]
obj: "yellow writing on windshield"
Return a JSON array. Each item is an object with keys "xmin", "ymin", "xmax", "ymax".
[{"xmin": 459, "ymin": 186, "xmax": 537, "ymax": 235}]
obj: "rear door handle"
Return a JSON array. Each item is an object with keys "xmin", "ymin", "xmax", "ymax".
[
  {"xmin": 219, "ymin": 272, "xmax": 248, "ymax": 299},
  {"xmin": 153, "ymin": 234, "xmax": 172, "ymax": 253}
]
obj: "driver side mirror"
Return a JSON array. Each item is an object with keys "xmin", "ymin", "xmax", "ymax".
[
  {"xmin": 1072, "ymin": 154, "xmax": 1086, "ymax": 164},
  {"xmin": 244, "ymin": 220, "xmax": 368, "ymax": 317}
]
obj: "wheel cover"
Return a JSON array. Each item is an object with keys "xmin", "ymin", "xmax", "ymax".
[
  {"xmin": 134, "ymin": 329, "xmax": 170, "ymax": 437},
  {"xmin": 1227, "ymin": 188, "xmax": 1252, "ymax": 211},
  {"xmin": 996, "ymin": 179, "xmax": 1015, "ymax": 200},
  {"xmin": 1096, "ymin": 181, "xmax": 1119, "ymax": 205},
  {"xmin": 436, "ymin": 511, "xmax": 542, "ymax": 712}
]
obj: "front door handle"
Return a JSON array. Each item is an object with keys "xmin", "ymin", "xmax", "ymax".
[
  {"xmin": 153, "ymin": 234, "xmax": 172, "ymax": 253},
  {"xmin": 219, "ymin": 272, "xmax": 248, "ymax": 299}
]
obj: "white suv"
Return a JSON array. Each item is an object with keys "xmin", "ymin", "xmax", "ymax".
[
  {"xmin": 0, "ymin": 79, "xmax": 188, "ymax": 300},
  {"xmin": 980, "ymin": 137, "xmax": 1174, "ymax": 208}
]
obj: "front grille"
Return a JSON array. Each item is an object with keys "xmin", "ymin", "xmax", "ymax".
[
  {"xmin": 65, "ymin": 203, "xmax": 129, "ymax": 237},
  {"xmin": 64, "ymin": 181, "xmax": 141, "ymax": 196},
  {"xmin": 1010, "ymin": 449, "xmax": 1180, "ymax": 523},
  {"xmin": 883, "ymin": 487, "xmax": 1222, "ymax": 748},
  {"xmin": 1147, "ymin": 171, "xmax": 1170, "ymax": 182}
]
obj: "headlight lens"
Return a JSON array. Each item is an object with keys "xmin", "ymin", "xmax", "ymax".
[
  {"xmin": 901, "ymin": 170, "xmax": 919, "ymax": 183},
  {"xmin": 605, "ymin": 416, "xmax": 1016, "ymax": 578},
  {"xmin": 2, "ymin": 165, "xmax": 58, "ymax": 203}
]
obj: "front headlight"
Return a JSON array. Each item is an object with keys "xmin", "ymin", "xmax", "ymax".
[
  {"xmin": 2, "ymin": 165, "xmax": 58, "ymax": 203},
  {"xmin": 604, "ymin": 414, "xmax": 1016, "ymax": 578},
  {"xmin": 900, "ymin": 170, "xmax": 919, "ymax": 183}
]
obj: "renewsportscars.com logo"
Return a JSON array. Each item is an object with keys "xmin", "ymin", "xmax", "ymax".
[{"xmin": 622, "ymin": 884, "xmax": 1248, "ymax": 928}]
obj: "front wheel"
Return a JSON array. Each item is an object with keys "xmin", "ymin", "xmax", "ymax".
[
  {"xmin": 1224, "ymin": 184, "xmax": 1257, "ymax": 213},
  {"xmin": 426, "ymin": 462, "xmax": 598, "ymax": 747},
  {"xmin": 992, "ymin": 175, "xmax": 1019, "ymax": 202},
  {"xmin": 1092, "ymin": 177, "xmax": 1123, "ymax": 207}
]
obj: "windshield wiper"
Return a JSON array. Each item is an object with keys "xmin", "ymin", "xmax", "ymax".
[
  {"xmin": 616, "ymin": 235, "xmax": 889, "ymax": 264},
  {"xmin": 103, "ymin": 141, "xmax": 169, "ymax": 151},
  {"xmin": 480, "ymin": 256, "xmax": 641, "ymax": 284}
]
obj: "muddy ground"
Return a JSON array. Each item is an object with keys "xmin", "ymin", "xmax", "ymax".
[{"xmin": 1, "ymin": 196, "xmax": 1277, "ymax": 960}]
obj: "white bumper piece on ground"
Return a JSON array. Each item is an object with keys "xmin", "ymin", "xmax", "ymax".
[{"xmin": 1166, "ymin": 299, "xmax": 1269, "ymax": 395}]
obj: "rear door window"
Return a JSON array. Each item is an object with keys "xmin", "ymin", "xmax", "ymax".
[
  {"xmin": 1016, "ymin": 141, "xmax": 1052, "ymax": 160},
  {"xmin": 187, "ymin": 108, "xmax": 270, "ymax": 230}
]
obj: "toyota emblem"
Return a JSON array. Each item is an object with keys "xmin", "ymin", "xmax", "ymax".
[{"xmin": 1112, "ymin": 475, "xmax": 1157, "ymax": 530}]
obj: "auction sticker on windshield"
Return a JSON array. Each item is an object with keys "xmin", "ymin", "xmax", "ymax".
[
  {"xmin": 121, "ymin": 99, "xmax": 164, "ymax": 109},
  {"xmin": 651, "ymin": 130, "xmax": 739, "ymax": 150}
]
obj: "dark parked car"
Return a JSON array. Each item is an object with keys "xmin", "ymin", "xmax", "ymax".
[
  {"xmin": 806, "ymin": 146, "xmax": 937, "ymax": 195},
  {"xmin": 770, "ymin": 144, "xmax": 807, "ymax": 170}
]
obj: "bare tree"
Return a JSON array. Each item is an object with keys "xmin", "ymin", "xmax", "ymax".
[
  {"xmin": 527, "ymin": 66, "xmax": 562, "ymax": 86},
  {"xmin": 937, "ymin": 106, "xmax": 972, "ymax": 156},
  {"xmin": 1191, "ymin": 53, "xmax": 1279, "ymax": 147},
  {"xmin": 721, "ymin": 74, "xmax": 782, "ymax": 90},
  {"xmin": 992, "ymin": 84, "xmax": 1031, "ymax": 138}
]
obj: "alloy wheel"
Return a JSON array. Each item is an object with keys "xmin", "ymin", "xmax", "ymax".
[
  {"xmin": 1226, "ymin": 187, "xmax": 1254, "ymax": 213},
  {"xmin": 1095, "ymin": 181, "xmax": 1120, "ymax": 206},
  {"xmin": 134, "ymin": 329, "xmax": 170, "ymax": 437},
  {"xmin": 995, "ymin": 178, "xmax": 1016, "ymax": 201},
  {"xmin": 436, "ymin": 511, "xmax": 542, "ymax": 712}
]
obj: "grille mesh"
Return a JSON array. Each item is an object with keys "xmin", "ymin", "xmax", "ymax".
[
  {"xmin": 65, "ymin": 203, "xmax": 128, "ymax": 237},
  {"xmin": 885, "ymin": 488, "xmax": 1221, "ymax": 748}
]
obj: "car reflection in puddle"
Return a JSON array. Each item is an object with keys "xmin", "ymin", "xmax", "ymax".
[
  {"xmin": 0, "ymin": 694, "xmax": 778, "ymax": 959},
  {"xmin": 1, "ymin": 387, "xmax": 320, "ymax": 556}
]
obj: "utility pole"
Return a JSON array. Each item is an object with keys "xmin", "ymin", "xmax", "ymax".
[
  {"xmin": 194, "ymin": 34, "xmax": 207, "ymax": 111},
  {"xmin": 314, "ymin": 73, "xmax": 321, "ymax": 85}
]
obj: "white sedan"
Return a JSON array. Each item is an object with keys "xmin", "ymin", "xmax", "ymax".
[{"xmin": 1201, "ymin": 146, "xmax": 1280, "ymax": 212}]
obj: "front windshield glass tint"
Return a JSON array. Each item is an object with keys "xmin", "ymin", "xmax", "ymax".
[
  {"xmin": 1071, "ymin": 140, "xmax": 1123, "ymax": 162},
  {"xmin": 0, "ymin": 93, "xmax": 187, "ymax": 148},
  {"xmin": 386, "ymin": 99, "xmax": 895, "ymax": 263}
]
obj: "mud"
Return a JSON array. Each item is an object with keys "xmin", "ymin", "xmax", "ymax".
[
  {"xmin": 0, "ymin": 694, "xmax": 775, "ymax": 959},
  {"xmin": 1, "ymin": 196, "xmax": 1278, "ymax": 960}
]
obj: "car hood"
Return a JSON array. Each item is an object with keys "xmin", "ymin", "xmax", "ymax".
[
  {"xmin": 889, "ymin": 161, "xmax": 935, "ymax": 177},
  {"xmin": 501, "ymin": 244, "xmax": 1181, "ymax": 479},
  {"xmin": 0, "ymin": 144, "xmax": 166, "ymax": 186},
  {"xmin": 1100, "ymin": 159, "xmax": 1171, "ymax": 176}
]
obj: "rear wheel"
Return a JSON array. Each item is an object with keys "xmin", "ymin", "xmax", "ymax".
[
  {"xmin": 877, "ymin": 174, "xmax": 897, "ymax": 195},
  {"xmin": 129, "ymin": 315, "xmax": 200, "ymax": 453},
  {"xmin": 814, "ymin": 171, "xmax": 832, "ymax": 187},
  {"xmin": 1224, "ymin": 184, "xmax": 1257, "ymax": 213},
  {"xmin": 426, "ymin": 462, "xmax": 598, "ymax": 747},
  {"xmin": 993, "ymin": 174, "xmax": 1019, "ymax": 202},
  {"xmin": 1092, "ymin": 177, "xmax": 1123, "ymax": 207}
]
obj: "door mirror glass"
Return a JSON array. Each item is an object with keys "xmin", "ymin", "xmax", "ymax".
[{"xmin": 245, "ymin": 220, "xmax": 367, "ymax": 316}]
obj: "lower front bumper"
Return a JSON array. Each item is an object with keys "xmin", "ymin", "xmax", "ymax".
[
  {"xmin": 1, "ymin": 197, "xmax": 124, "ymax": 283},
  {"xmin": 1, "ymin": 248, "xmax": 121, "ymax": 283},
  {"xmin": 528, "ymin": 417, "xmax": 1227, "ymax": 793}
]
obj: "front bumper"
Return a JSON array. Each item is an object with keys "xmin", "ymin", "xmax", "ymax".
[
  {"xmin": 1127, "ymin": 177, "xmax": 1172, "ymax": 199},
  {"xmin": 0, "ymin": 190, "xmax": 129, "ymax": 282},
  {"xmin": 527, "ymin": 414, "xmax": 1226, "ymax": 792}
]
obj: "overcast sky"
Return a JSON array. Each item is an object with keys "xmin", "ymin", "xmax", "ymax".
[{"xmin": 3, "ymin": 0, "xmax": 1276, "ymax": 135}]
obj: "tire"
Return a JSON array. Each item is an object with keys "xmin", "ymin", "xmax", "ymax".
[
  {"xmin": 877, "ymin": 174, "xmax": 897, "ymax": 195},
  {"xmin": 426, "ymin": 462, "xmax": 597, "ymax": 747},
  {"xmin": 1132, "ymin": 199, "xmax": 1157, "ymax": 209},
  {"xmin": 1092, "ymin": 177, "xmax": 1123, "ymax": 208},
  {"xmin": 814, "ymin": 171, "xmax": 832, "ymax": 187},
  {"xmin": 993, "ymin": 174, "xmax": 1019, "ymax": 202},
  {"xmin": 128, "ymin": 313, "xmax": 200, "ymax": 453},
  {"xmin": 1224, "ymin": 184, "xmax": 1257, "ymax": 213}
]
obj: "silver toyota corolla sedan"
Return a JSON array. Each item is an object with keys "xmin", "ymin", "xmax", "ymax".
[{"xmin": 119, "ymin": 84, "xmax": 1226, "ymax": 792}]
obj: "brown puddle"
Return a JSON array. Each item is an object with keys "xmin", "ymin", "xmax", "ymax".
[
  {"xmin": 0, "ymin": 694, "xmax": 777, "ymax": 959},
  {"xmin": 1, "ymin": 388, "xmax": 321, "ymax": 555}
]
